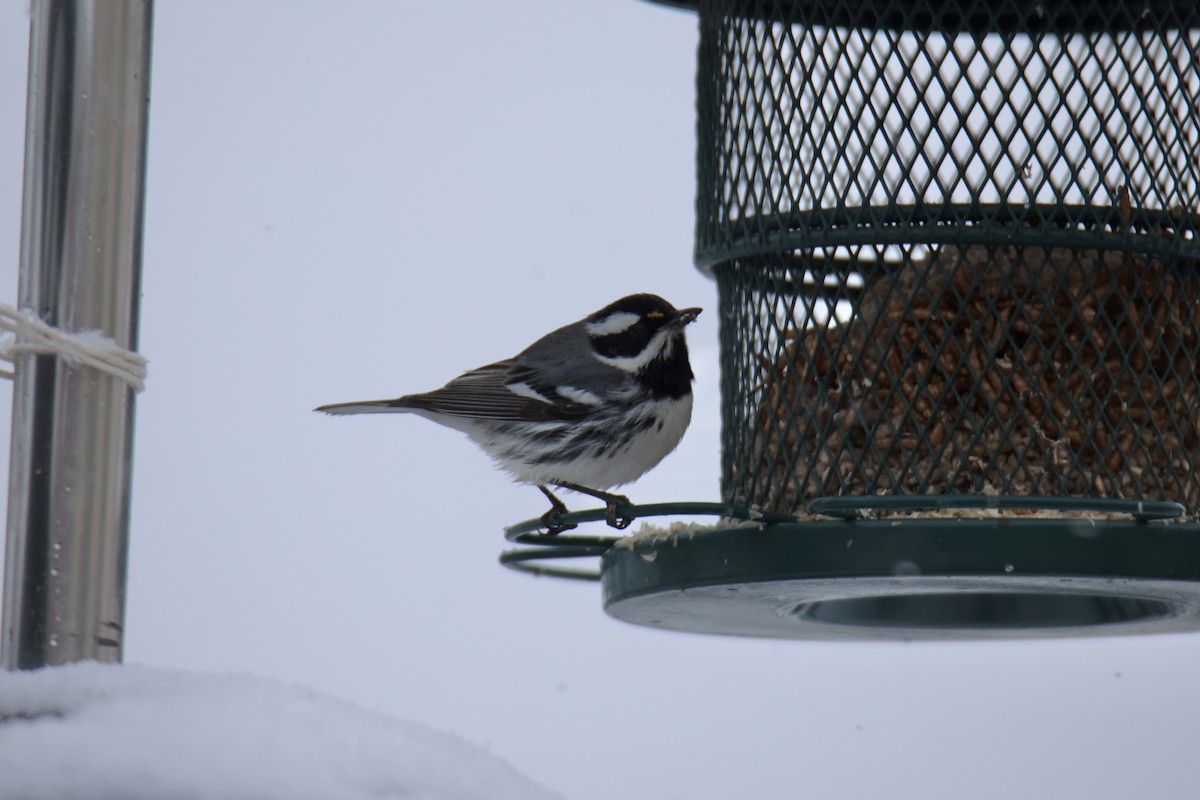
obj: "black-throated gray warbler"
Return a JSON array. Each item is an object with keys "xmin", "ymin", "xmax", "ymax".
[{"xmin": 316, "ymin": 294, "xmax": 701, "ymax": 533}]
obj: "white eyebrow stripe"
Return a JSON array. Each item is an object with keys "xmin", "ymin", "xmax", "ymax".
[
  {"xmin": 554, "ymin": 386, "xmax": 603, "ymax": 406},
  {"xmin": 507, "ymin": 381, "xmax": 552, "ymax": 403},
  {"xmin": 584, "ymin": 311, "xmax": 640, "ymax": 337}
]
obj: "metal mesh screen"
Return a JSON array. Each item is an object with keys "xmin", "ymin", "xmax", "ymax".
[{"xmin": 698, "ymin": 0, "xmax": 1200, "ymax": 513}]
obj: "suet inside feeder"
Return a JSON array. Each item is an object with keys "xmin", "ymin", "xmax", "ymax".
[{"xmin": 502, "ymin": 0, "xmax": 1200, "ymax": 640}]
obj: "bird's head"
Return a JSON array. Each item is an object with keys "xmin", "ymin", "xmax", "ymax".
[{"xmin": 584, "ymin": 294, "xmax": 701, "ymax": 378}]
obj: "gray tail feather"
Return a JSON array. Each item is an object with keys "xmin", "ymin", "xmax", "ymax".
[{"xmin": 314, "ymin": 398, "xmax": 415, "ymax": 416}]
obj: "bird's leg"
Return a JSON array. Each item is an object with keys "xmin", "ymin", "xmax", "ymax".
[
  {"xmin": 552, "ymin": 481, "xmax": 634, "ymax": 530},
  {"xmin": 537, "ymin": 484, "xmax": 576, "ymax": 535}
]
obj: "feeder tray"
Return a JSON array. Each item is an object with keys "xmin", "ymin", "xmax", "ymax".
[{"xmin": 503, "ymin": 497, "xmax": 1200, "ymax": 640}]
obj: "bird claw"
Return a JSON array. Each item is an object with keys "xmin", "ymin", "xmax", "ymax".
[
  {"xmin": 604, "ymin": 496, "xmax": 633, "ymax": 530},
  {"xmin": 537, "ymin": 485, "xmax": 576, "ymax": 535},
  {"xmin": 540, "ymin": 508, "xmax": 577, "ymax": 536}
]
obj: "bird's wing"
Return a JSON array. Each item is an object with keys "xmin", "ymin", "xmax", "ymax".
[{"xmin": 399, "ymin": 360, "xmax": 599, "ymax": 422}]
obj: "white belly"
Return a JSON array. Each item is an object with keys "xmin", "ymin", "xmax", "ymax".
[{"xmin": 495, "ymin": 394, "xmax": 693, "ymax": 489}]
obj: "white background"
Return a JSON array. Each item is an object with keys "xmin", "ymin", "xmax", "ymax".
[{"xmin": 1, "ymin": 2, "xmax": 1199, "ymax": 798}]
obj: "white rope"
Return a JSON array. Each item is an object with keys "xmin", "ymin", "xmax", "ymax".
[{"xmin": 0, "ymin": 304, "xmax": 147, "ymax": 392}]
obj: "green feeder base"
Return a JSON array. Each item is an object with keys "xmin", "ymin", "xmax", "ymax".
[
  {"xmin": 602, "ymin": 506, "xmax": 1200, "ymax": 641},
  {"xmin": 502, "ymin": 497, "xmax": 1200, "ymax": 640}
]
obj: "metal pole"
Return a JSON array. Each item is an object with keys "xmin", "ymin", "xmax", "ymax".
[{"xmin": 2, "ymin": 0, "xmax": 153, "ymax": 670}]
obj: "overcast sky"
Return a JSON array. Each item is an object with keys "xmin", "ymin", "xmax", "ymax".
[{"xmin": 2, "ymin": 3, "xmax": 1199, "ymax": 799}]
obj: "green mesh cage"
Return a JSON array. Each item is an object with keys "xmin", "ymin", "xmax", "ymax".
[{"xmin": 698, "ymin": 0, "xmax": 1200, "ymax": 514}]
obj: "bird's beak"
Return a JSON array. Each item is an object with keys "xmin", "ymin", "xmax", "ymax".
[{"xmin": 672, "ymin": 307, "xmax": 702, "ymax": 326}]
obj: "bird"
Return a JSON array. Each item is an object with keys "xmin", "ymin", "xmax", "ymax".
[{"xmin": 315, "ymin": 293, "xmax": 701, "ymax": 534}]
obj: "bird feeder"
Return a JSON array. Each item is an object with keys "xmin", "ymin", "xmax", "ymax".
[{"xmin": 505, "ymin": 0, "xmax": 1200, "ymax": 639}]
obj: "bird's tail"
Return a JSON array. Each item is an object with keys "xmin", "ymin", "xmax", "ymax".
[{"xmin": 314, "ymin": 398, "xmax": 415, "ymax": 416}]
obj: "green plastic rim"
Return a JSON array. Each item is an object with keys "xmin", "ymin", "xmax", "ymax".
[
  {"xmin": 647, "ymin": 1, "xmax": 1199, "ymax": 34},
  {"xmin": 601, "ymin": 513, "xmax": 1200, "ymax": 640},
  {"xmin": 502, "ymin": 495, "xmax": 1200, "ymax": 639},
  {"xmin": 807, "ymin": 494, "xmax": 1187, "ymax": 522}
]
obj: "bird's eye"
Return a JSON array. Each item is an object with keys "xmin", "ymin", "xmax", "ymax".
[{"xmin": 645, "ymin": 310, "xmax": 665, "ymax": 320}]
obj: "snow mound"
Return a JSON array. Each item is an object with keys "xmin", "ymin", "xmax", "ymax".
[{"xmin": 0, "ymin": 662, "xmax": 561, "ymax": 800}]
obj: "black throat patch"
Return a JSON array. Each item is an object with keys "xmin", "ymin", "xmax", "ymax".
[{"xmin": 638, "ymin": 339, "xmax": 694, "ymax": 399}]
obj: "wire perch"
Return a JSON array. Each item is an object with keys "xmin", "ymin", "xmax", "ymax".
[{"xmin": 500, "ymin": 502, "xmax": 796, "ymax": 580}]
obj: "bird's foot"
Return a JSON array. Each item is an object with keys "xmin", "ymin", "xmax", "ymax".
[
  {"xmin": 540, "ymin": 509, "xmax": 577, "ymax": 536},
  {"xmin": 550, "ymin": 481, "xmax": 634, "ymax": 531},
  {"xmin": 603, "ymin": 495, "xmax": 634, "ymax": 530},
  {"xmin": 537, "ymin": 485, "xmax": 577, "ymax": 536}
]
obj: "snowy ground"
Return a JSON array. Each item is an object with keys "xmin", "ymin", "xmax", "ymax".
[{"xmin": 0, "ymin": 662, "xmax": 562, "ymax": 800}]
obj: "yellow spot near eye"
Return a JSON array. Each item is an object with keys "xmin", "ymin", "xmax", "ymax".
[{"xmin": 646, "ymin": 311, "xmax": 665, "ymax": 319}]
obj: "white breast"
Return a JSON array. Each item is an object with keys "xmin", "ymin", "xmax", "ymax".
[{"xmin": 505, "ymin": 393, "xmax": 693, "ymax": 489}]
